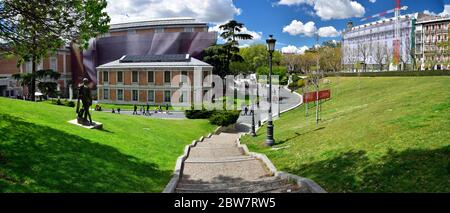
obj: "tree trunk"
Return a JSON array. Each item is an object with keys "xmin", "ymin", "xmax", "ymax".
[
  {"xmin": 30, "ymin": 34, "xmax": 37, "ymax": 101},
  {"xmin": 31, "ymin": 55, "xmax": 36, "ymax": 101}
]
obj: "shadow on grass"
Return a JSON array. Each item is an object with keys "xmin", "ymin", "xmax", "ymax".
[
  {"xmin": 0, "ymin": 114, "xmax": 171, "ymax": 192},
  {"xmin": 290, "ymin": 147, "xmax": 450, "ymax": 192}
]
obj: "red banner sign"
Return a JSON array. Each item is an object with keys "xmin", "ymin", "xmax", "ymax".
[{"xmin": 303, "ymin": 90, "xmax": 331, "ymax": 103}]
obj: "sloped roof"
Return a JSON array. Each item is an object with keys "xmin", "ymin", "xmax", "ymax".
[{"xmin": 97, "ymin": 54, "xmax": 212, "ymax": 70}]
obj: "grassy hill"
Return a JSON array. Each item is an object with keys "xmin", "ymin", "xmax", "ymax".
[
  {"xmin": 242, "ymin": 76, "xmax": 450, "ymax": 192},
  {"xmin": 0, "ymin": 98, "xmax": 216, "ymax": 192}
]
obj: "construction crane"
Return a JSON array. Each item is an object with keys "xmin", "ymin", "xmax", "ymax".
[{"xmin": 360, "ymin": 0, "xmax": 408, "ymax": 67}]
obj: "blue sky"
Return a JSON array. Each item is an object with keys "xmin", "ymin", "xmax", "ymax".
[
  {"xmin": 230, "ymin": 0, "xmax": 447, "ymax": 52},
  {"xmin": 106, "ymin": 0, "xmax": 448, "ymax": 53}
]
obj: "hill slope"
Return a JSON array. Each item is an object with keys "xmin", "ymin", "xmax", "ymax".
[
  {"xmin": 0, "ymin": 98, "xmax": 216, "ymax": 192},
  {"xmin": 242, "ymin": 77, "xmax": 450, "ymax": 192}
]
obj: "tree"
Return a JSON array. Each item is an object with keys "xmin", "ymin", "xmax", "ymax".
[
  {"xmin": 0, "ymin": 0, "xmax": 110, "ymax": 101},
  {"xmin": 357, "ymin": 42, "xmax": 371, "ymax": 72},
  {"xmin": 240, "ymin": 44, "xmax": 282, "ymax": 71},
  {"xmin": 203, "ymin": 45, "xmax": 228, "ymax": 78},
  {"xmin": 13, "ymin": 69, "xmax": 61, "ymax": 99},
  {"xmin": 219, "ymin": 20, "xmax": 253, "ymax": 76},
  {"xmin": 373, "ymin": 42, "xmax": 387, "ymax": 72},
  {"xmin": 319, "ymin": 44, "xmax": 342, "ymax": 72},
  {"xmin": 282, "ymin": 53, "xmax": 301, "ymax": 75}
]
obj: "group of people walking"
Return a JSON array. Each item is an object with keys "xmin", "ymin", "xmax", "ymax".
[
  {"xmin": 242, "ymin": 104, "xmax": 255, "ymax": 116},
  {"xmin": 132, "ymin": 104, "xmax": 170, "ymax": 116}
]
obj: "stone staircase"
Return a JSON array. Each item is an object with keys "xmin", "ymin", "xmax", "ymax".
[{"xmin": 175, "ymin": 133, "xmax": 302, "ymax": 193}]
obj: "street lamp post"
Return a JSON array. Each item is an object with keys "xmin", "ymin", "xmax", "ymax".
[{"xmin": 266, "ymin": 35, "xmax": 276, "ymax": 146}]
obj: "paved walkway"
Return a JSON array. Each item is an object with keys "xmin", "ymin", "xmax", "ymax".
[
  {"xmin": 237, "ymin": 86, "xmax": 302, "ymax": 129},
  {"xmin": 100, "ymin": 110, "xmax": 186, "ymax": 119},
  {"xmin": 175, "ymin": 87, "xmax": 304, "ymax": 193}
]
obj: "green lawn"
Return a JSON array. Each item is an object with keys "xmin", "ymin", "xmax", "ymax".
[
  {"xmin": 0, "ymin": 97, "xmax": 216, "ymax": 192},
  {"xmin": 242, "ymin": 76, "xmax": 450, "ymax": 192}
]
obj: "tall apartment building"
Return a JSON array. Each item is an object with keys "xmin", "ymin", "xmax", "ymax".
[
  {"xmin": 342, "ymin": 14, "xmax": 417, "ymax": 71},
  {"xmin": 415, "ymin": 14, "xmax": 450, "ymax": 70}
]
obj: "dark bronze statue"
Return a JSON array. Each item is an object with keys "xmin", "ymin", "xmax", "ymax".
[{"xmin": 76, "ymin": 78, "xmax": 93, "ymax": 125}]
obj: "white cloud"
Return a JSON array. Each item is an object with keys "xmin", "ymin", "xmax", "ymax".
[
  {"xmin": 278, "ymin": 0, "xmax": 365, "ymax": 20},
  {"xmin": 282, "ymin": 20, "xmax": 317, "ymax": 37},
  {"xmin": 281, "ymin": 45, "xmax": 309, "ymax": 54},
  {"xmin": 424, "ymin": 10, "xmax": 437, "ymax": 16},
  {"xmin": 283, "ymin": 20, "xmax": 340, "ymax": 38},
  {"xmin": 439, "ymin": 5, "xmax": 450, "ymax": 16},
  {"xmin": 369, "ymin": 0, "xmax": 376, "ymax": 3},
  {"xmin": 317, "ymin": 26, "xmax": 340, "ymax": 37},
  {"xmin": 106, "ymin": 0, "xmax": 241, "ymax": 24}
]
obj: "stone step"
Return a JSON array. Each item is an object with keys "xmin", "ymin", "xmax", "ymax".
[
  {"xmin": 188, "ymin": 147, "xmax": 244, "ymax": 159},
  {"xmin": 181, "ymin": 159, "xmax": 270, "ymax": 184},
  {"xmin": 195, "ymin": 140, "xmax": 237, "ymax": 148},
  {"xmin": 176, "ymin": 177, "xmax": 300, "ymax": 193},
  {"xmin": 185, "ymin": 156, "xmax": 254, "ymax": 163}
]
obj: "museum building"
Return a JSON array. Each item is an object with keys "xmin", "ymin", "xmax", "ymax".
[{"xmin": 96, "ymin": 54, "xmax": 213, "ymax": 105}]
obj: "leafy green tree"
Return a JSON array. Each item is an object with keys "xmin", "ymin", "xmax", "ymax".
[
  {"xmin": 229, "ymin": 61, "xmax": 252, "ymax": 75},
  {"xmin": 13, "ymin": 69, "xmax": 61, "ymax": 99},
  {"xmin": 218, "ymin": 20, "xmax": 253, "ymax": 76},
  {"xmin": 240, "ymin": 44, "xmax": 282, "ymax": 71},
  {"xmin": 0, "ymin": 0, "xmax": 110, "ymax": 101},
  {"xmin": 203, "ymin": 45, "xmax": 228, "ymax": 78},
  {"xmin": 256, "ymin": 66, "xmax": 288, "ymax": 85}
]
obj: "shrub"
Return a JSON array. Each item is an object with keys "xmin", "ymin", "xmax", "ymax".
[
  {"xmin": 66, "ymin": 101, "xmax": 75, "ymax": 108},
  {"xmin": 185, "ymin": 109, "xmax": 214, "ymax": 119},
  {"xmin": 185, "ymin": 109, "xmax": 240, "ymax": 126},
  {"xmin": 208, "ymin": 110, "xmax": 240, "ymax": 126}
]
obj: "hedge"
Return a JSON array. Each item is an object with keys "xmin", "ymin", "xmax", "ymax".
[
  {"xmin": 326, "ymin": 70, "xmax": 450, "ymax": 77},
  {"xmin": 185, "ymin": 109, "xmax": 241, "ymax": 126}
]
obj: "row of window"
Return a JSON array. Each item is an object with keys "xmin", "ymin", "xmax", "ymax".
[
  {"xmin": 102, "ymin": 71, "xmax": 211, "ymax": 84},
  {"xmin": 25, "ymin": 56, "xmax": 58, "ymax": 73},
  {"xmin": 102, "ymin": 89, "xmax": 188, "ymax": 103},
  {"xmin": 103, "ymin": 71, "xmax": 190, "ymax": 84}
]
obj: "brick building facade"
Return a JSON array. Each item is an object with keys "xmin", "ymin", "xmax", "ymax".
[{"xmin": 96, "ymin": 54, "xmax": 212, "ymax": 106}]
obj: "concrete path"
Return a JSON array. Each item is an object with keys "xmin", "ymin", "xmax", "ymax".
[
  {"xmin": 175, "ymin": 87, "xmax": 304, "ymax": 193},
  {"xmin": 175, "ymin": 132, "xmax": 302, "ymax": 193},
  {"xmin": 237, "ymin": 86, "xmax": 302, "ymax": 128},
  {"xmin": 100, "ymin": 110, "xmax": 186, "ymax": 119}
]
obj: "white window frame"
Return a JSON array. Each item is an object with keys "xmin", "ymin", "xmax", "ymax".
[
  {"xmin": 117, "ymin": 71, "xmax": 123, "ymax": 83},
  {"xmin": 181, "ymin": 71, "xmax": 188, "ymax": 84},
  {"xmin": 155, "ymin": 28, "xmax": 164, "ymax": 33},
  {"xmin": 50, "ymin": 56, "xmax": 57, "ymax": 72},
  {"xmin": 164, "ymin": 71, "xmax": 171, "ymax": 84},
  {"xmin": 132, "ymin": 71, "xmax": 139, "ymax": 84},
  {"xmin": 184, "ymin": 27, "xmax": 194, "ymax": 32},
  {"xmin": 103, "ymin": 88, "xmax": 109, "ymax": 100},
  {"xmin": 132, "ymin": 89, "xmax": 139, "ymax": 102},
  {"xmin": 147, "ymin": 71, "xmax": 154, "ymax": 83},
  {"xmin": 103, "ymin": 71, "xmax": 109, "ymax": 83},
  {"xmin": 164, "ymin": 90, "xmax": 171, "ymax": 103},
  {"xmin": 147, "ymin": 90, "xmax": 155, "ymax": 102},
  {"xmin": 117, "ymin": 89, "xmax": 124, "ymax": 101}
]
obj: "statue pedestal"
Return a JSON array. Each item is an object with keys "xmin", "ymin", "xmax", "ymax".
[{"xmin": 68, "ymin": 119, "xmax": 103, "ymax": 130}]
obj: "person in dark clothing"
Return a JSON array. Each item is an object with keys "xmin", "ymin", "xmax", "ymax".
[
  {"xmin": 112, "ymin": 108, "xmax": 115, "ymax": 113},
  {"xmin": 133, "ymin": 104, "xmax": 137, "ymax": 115},
  {"xmin": 165, "ymin": 104, "xmax": 169, "ymax": 111},
  {"xmin": 117, "ymin": 108, "xmax": 121, "ymax": 114},
  {"xmin": 146, "ymin": 103, "xmax": 150, "ymax": 115},
  {"xmin": 244, "ymin": 106, "xmax": 248, "ymax": 116}
]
